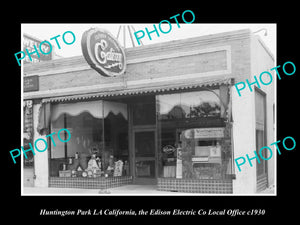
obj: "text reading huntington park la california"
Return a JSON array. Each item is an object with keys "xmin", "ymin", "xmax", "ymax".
[{"xmin": 234, "ymin": 61, "xmax": 296, "ymax": 172}]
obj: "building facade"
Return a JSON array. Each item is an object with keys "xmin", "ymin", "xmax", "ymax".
[{"xmin": 23, "ymin": 29, "xmax": 275, "ymax": 194}]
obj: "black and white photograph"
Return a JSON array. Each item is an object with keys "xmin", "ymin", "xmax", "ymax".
[
  {"xmin": 21, "ymin": 23, "xmax": 276, "ymax": 196},
  {"xmin": 4, "ymin": 6, "xmax": 298, "ymax": 223}
]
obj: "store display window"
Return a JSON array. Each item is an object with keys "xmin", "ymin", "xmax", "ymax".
[
  {"xmin": 157, "ymin": 89, "xmax": 233, "ymax": 180},
  {"xmin": 50, "ymin": 100, "xmax": 129, "ymax": 178}
]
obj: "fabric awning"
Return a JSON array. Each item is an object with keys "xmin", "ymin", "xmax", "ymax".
[{"xmin": 41, "ymin": 76, "xmax": 234, "ymax": 103}]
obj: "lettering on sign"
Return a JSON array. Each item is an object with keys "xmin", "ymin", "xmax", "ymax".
[
  {"xmin": 194, "ymin": 128, "xmax": 225, "ymax": 139},
  {"xmin": 24, "ymin": 75, "xmax": 39, "ymax": 92},
  {"xmin": 15, "ymin": 31, "xmax": 76, "ymax": 66},
  {"xmin": 162, "ymin": 145, "xmax": 176, "ymax": 154},
  {"xmin": 23, "ymin": 34, "xmax": 52, "ymax": 63},
  {"xmin": 183, "ymin": 128, "xmax": 225, "ymax": 139},
  {"xmin": 81, "ymin": 28, "xmax": 126, "ymax": 77}
]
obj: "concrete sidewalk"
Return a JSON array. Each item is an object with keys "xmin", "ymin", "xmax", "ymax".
[
  {"xmin": 22, "ymin": 185, "xmax": 191, "ymax": 195},
  {"xmin": 22, "ymin": 184, "xmax": 275, "ymax": 195},
  {"xmin": 257, "ymin": 184, "xmax": 275, "ymax": 194}
]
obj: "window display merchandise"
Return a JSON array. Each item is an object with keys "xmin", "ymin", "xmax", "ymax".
[{"xmin": 50, "ymin": 100, "xmax": 129, "ymax": 179}]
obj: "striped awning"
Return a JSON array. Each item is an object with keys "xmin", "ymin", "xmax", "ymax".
[{"xmin": 42, "ymin": 77, "xmax": 234, "ymax": 103}]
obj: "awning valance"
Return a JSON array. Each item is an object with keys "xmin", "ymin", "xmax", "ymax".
[{"xmin": 41, "ymin": 77, "xmax": 234, "ymax": 103}]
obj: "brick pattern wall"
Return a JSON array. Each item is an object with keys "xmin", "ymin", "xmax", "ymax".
[
  {"xmin": 157, "ymin": 178, "xmax": 233, "ymax": 194},
  {"xmin": 49, "ymin": 176, "xmax": 133, "ymax": 189},
  {"xmin": 24, "ymin": 29, "xmax": 252, "ymax": 94}
]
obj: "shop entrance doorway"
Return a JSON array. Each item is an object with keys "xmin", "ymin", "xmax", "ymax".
[
  {"xmin": 124, "ymin": 95, "xmax": 157, "ymax": 185},
  {"xmin": 133, "ymin": 127, "xmax": 157, "ymax": 185}
]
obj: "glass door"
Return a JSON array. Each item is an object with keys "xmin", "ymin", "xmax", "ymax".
[{"xmin": 133, "ymin": 128, "xmax": 157, "ymax": 184}]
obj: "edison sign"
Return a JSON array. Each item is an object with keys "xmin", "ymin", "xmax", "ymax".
[{"xmin": 81, "ymin": 28, "xmax": 126, "ymax": 77}]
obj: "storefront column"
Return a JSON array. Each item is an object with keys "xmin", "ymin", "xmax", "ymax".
[
  {"xmin": 33, "ymin": 102, "xmax": 49, "ymax": 187},
  {"xmin": 232, "ymin": 88, "xmax": 256, "ymax": 194}
]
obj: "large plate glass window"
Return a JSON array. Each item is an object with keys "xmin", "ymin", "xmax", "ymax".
[
  {"xmin": 157, "ymin": 89, "xmax": 233, "ymax": 180},
  {"xmin": 50, "ymin": 100, "xmax": 129, "ymax": 178}
]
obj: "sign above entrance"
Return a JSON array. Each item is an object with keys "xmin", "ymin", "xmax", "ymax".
[{"xmin": 81, "ymin": 28, "xmax": 126, "ymax": 77}]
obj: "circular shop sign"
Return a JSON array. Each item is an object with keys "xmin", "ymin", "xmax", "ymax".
[
  {"xmin": 162, "ymin": 145, "xmax": 176, "ymax": 154},
  {"xmin": 81, "ymin": 28, "xmax": 126, "ymax": 77}
]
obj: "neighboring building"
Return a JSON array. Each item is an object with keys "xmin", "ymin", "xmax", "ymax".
[
  {"xmin": 23, "ymin": 28, "xmax": 275, "ymax": 194},
  {"xmin": 23, "ymin": 33, "xmax": 61, "ymax": 187},
  {"xmin": 23, "ymin": 33, "xmax": 62, "ymax": 64}
]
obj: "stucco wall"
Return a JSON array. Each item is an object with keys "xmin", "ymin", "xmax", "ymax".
[
  {"xmin": 250, "ymin": 35, "xmax": 275, "ymax": 189},
  {"xmin": 232, "ymin": 87, "xmax": 257, "ymax": 193},
  {"xmin": 24, "ymin": 29, "xmax": 252, "ymax": 100},
  {"xmin": 232, "ymin": 34, "xmax": 275, "ymax": 194}
]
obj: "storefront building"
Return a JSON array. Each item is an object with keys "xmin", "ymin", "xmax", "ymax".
[{"xmin": 23, "ymin": 28, "xmax": 275, "ymax": 194}]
